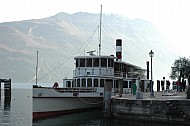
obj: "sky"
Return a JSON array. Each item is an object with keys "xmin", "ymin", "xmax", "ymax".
[{"xmin": 0, "ymin": 0, "xmax": 190, "ymax": 57}]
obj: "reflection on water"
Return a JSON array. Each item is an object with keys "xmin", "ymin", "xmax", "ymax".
[
  {"xmin": 0, "ymin": 89, "xmax": 32, "ymax": 126},
  {"xmin": 3, "ymin": 97, "xmax": 11, "ymax": 125},
  {"xmin": 33, "ymin": 109, "xmax": 187, "ymax": 126},
  {"xmin": 0, "ymin": 89, "xmax": 11, "ymax": 126},
  {"xmin": 33, "ymin": 110, "xmax": 103, "ymax": 126}
]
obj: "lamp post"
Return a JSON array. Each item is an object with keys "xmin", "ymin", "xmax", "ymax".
[{"xmin": 149, "ymin": 50, "xmax": 154, "ymax": 97}]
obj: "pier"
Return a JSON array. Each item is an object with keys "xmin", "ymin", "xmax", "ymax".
[
  {"xmin": 110, "ymin": 91, "xmax": 190, "ymax": 124},
  {"xmin": 0, "ymin": 79, "xmax": 12, "ymax": 109}
]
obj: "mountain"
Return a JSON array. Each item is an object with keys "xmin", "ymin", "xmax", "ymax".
[{"xmin": 0, "ymin": 12, "xmax": 177, "ymax": 83}]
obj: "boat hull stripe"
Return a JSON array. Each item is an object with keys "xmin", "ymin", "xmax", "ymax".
[{"xmin": 33, "ymin": 107, "xmax": 101, "ymax": 121}]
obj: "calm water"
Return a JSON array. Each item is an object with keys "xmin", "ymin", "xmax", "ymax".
[
  {"xmin": 0, "ymin": 83, "xmax": 188, "ymax": 126},
  {"xmin": 0, "ymin": 89, "xmax": 32, "ymax": 126}
]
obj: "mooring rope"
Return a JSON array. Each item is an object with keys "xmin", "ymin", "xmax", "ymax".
[{"xmin": 78, "ymin": 97, "xmax": 105, "ymax": 105}]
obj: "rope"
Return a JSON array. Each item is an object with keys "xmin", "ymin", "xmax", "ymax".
[
  {"xmin": 37, "ymin": 26, "xmax": 99, "ymax": 81},
  {"xmin": 78, "ymin": 97, "xmax": 105, "ymax": 105}
]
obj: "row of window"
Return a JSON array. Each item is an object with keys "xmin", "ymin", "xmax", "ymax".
[
  {"xmin": 66, "ymin": 78, "xmax": 132, "ymax": 88},
  {"xmin": 76, "ymin": 58, "xmax": 114, "ymax": 67},
  {"xmin": 66, "ymin": 78, "xmax": 105, "ymax": 87}
]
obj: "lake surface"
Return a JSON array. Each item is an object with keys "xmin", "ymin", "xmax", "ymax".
[
  {"xmin": 0, "ymin": 89, "xmax": 32, "ymax": 126},
  {"xmin": 0, "ymin": 83, "xmax": 188, "ymax": 126}
]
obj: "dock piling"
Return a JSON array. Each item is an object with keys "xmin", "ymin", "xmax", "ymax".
[
  {"xmin": 104, "ymin": 79, "xmax": 113, "ymax": 117},
  {"xmin": 0, "ymin": 79, "xmax": 11, "ymax": 103}
]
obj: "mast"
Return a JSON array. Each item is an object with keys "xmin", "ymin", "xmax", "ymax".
[
  {"xmin": 36, "ymin": 51, "xmax": 39, "ymax": 85},
  {"xmin": 99, "ymin": 5, "xmax": 102, "ymax": 56}
]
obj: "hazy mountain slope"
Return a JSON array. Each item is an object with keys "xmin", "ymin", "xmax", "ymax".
[{"xmin": 0, "ymin": 12, "xmax": 176, "ymax": 83}]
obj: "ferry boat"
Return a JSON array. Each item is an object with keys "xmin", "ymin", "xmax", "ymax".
[
  {"xmin": 33, "ymin": 6, "xmax": 148, "ymax": 121},
  {"xmin": 33, "ymin": 39, "xmax": 148, "ymax": 120}
]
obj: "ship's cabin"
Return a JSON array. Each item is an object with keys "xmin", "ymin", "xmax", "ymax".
[{"xmin": 63, "ymin": 55, "xmax": 148, "ymax": 94}]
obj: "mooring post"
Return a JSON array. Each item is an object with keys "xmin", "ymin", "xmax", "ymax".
[
  {"xmin": 0, "ymin": 79, "xmax": 11, "ymax": 109},
  {"xmin": 4, "ymin": 79, "xmax": 11, "ymax": 101},
  {"xmin": 104, "ymin": 79, "xmax": 113, "ymax": 117},
  {"xmin": 0, "ymin": 79, "xmax": 1, "ymax": 100},
  {"xmin": 4, "ymin": 79, "xmax": 11, "ymax": 110},
  {"xmin": 118, "ymin": 79, "xmax": 123, "ymax": 97}
]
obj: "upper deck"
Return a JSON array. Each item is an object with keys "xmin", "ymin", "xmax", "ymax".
[
  {"xmin": 74, "ymin": 55, "xmax": 116, "ymax": 78},
  {"xmin": 73, "ymin": 55, "xmax": 147, "ymax": 80}
]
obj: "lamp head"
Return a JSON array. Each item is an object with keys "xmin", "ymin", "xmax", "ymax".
[{"xmin": 149, "ymin": 50, "xmax": 154, "ymax": 58}]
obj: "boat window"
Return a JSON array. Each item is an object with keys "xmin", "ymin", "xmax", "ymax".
[
  {"xmin": 100, "ymin": 79, "xmax": 104, "ymax": 87},
  {"xmin": 66, "ymin": 81, "xmax": 71, "ymax": 87},
  {"xmin": 114, "ymin": 62, "xmax": 119, "ymax": 71},
  {"xmin": 122, "ymin": 64, "xmax": 127, "ymax": 73},
  {"xmin": 114, "ymin": 80, "xmax": 117, "ymax": 88},
  {"xmin": 101, "ymin": 58, "xmax": 107, "ymax": 67},
  {"xmin": 77, "ymin": 79, "xmax": 80, "ymax": 87},
  {"xmin": 86, "ymin": 58, "xmax": 92, "ymax": 67},
  {"xmin": 108, "ymin": 59, "xmax": 114, "ymax": 67},
  {"xmin": 123, "ymin": 81, "xmax": 128, "ymax": 88},
  {"xmin": 115, "ymin": 80, "xmax": 119, "ymax": 88},
  {"xmin": 76, "ymin": 59, "xmax": 79, "ymax": 67},
  {"xmin": 87, "ymin": 78, "xmax": 92, "ymax": 87},
  {"xmin": 72, "ymin": 80, "xmax": 76, "ymax": 87},
  {"xmin": 82, "ymin": 78, "xmax": 86, "ymax": 87},
  {"xmin": 80, "ymin": 58, "xmax": 85, "ymax": 67},
  {"xmin": 93, "ymin": 58, "xmax": 99, "ymax": 67},
  {"xmin": 94, "ymin": 78, "xmax": 98, "ymax": 87}
]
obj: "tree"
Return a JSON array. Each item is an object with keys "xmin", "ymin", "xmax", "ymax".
[
  {"xmin": 170, "ymin": 57, "xmax": 190, "ymax": 81},
  {"xmin": 183, "ymin": 59, "xmax": 190, "ymax": 85},
  {"xmin": 170, "ymin": 57, "xmax": 190, "ymax": 87}
]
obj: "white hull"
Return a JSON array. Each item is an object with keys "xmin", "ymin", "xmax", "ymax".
[{"xmin": 33, "ymin": 87, "xmax": 103, "ymax": 120}]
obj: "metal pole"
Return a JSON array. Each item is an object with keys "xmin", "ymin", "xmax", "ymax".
[{"xmin": 150, "ymin": 56, "xmax": 154, "ymax": 97}]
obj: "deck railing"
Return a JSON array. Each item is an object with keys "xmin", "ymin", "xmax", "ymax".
[
  {"xmin": 73, "ymin": 68, "xmax": 114, "ymax": 77},
  {"xmin": 55, "ymin": 87, "xmax": 97, "ymax": 93}
]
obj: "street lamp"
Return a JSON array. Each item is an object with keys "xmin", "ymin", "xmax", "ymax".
[{"xmin": 149, "ymin": 50, "xmax": 154, "ymax": 97}]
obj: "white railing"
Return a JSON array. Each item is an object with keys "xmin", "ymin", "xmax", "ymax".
[
  {"xmin": 55, "ymin": 87, "xmax": 97, "ymax": 93},
  {"xmin": 114, "ymin": 71, "xmax": 127, "ymax": 78},
  {"xmin": 73, "ymin": 68, "xmax": 114, "ymax": 77}
]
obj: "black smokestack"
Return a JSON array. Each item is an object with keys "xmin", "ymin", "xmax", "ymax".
[{"xmin": 116, "ymin": 39, "xmax": 122, "ymax": 61}]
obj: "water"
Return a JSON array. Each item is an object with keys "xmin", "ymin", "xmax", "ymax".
[
  {"xmin": 0, "ymin": 83, "xmax": 188, "ymax": 126},
  {"xmin": 0, "ymin": 89, "xmax": 32, "ymax": 126},
  {"xmin": 32, "ymin": 110, "xmax": 185, "ymax": 126}
]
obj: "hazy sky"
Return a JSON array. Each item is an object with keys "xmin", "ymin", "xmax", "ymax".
[{"xmin": 1, "ymin": 0, "xmax": 190, "ymax": 57}]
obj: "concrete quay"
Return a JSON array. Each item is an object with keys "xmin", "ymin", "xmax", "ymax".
[
  {"xmin": 114, "ymin": 91, "xmax": 186, "ymax": 100},
  {"xmin": 111, "ymin": 91, "xmax": 190, "ymax": 124}
]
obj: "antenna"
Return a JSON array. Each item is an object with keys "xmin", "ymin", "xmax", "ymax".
[
  {"xmin": 36, "ymin": 51, "xmax": 39, "ymax": 85},
  {"xmin": 99, "ymin": 5, "xmax": 102, "ymax": 56}
]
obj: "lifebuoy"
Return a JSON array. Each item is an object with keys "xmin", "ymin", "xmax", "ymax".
[{"xmin": 38, "ymin": 93, "xmax": 42, "ymax": 97}]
